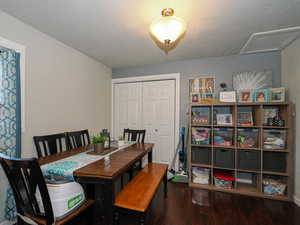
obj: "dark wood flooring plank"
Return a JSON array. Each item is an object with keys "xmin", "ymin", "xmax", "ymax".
[{"xmin": 72, "ymin": 182, "xmax": 300, "ymax": 225}]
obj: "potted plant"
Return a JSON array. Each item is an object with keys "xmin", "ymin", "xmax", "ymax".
[
  {"xmin": 117, "ymin": 136, "xmax": 125, "ymax": 147},
  {"xmin": 92, "ymin": 134, "xmax": 106, "ymax": 153}
]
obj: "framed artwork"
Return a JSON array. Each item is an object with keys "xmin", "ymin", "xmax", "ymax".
[
  {"xmin": 269, "ymin": 88, "xmax": 285, "ymax": 102},
  {"xmin": 237, "ymin": 112, "xmax": 253, "ymax": 126},
  {"xmin": 233, "ymin": 70, "xmax": 272, "ymax": 91},
  {"xmin": 216, "ymin": 114, "xmax": 233, "ymax": 125},
  {"xmin": 238, "ymin": 90, "xmax": 252, "ymax": 103},
  {"xmin": 190, "ymin": 79, "xmax": 200, "ymax": 93},
  {"xmin": 189, "ymin": 77, "xmax": 215, "ymax": 94},
  {"xmin": 254, "ymin": 89, "xmax": 269, "ymax": 102},
  {"xmin": 219, "ymin": 91, "xmax": 236, "ymax": 102}
]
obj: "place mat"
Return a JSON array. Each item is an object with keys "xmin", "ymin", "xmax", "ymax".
[
  {"xmin": 87, "ymin": 147, "xmax": 118, "ymax": 155},
  {"xmin": 41, "ymin": 141, "xmax": 135, "ymax": 181}
]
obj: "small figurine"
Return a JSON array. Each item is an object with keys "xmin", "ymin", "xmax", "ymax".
[{"xmin": 220, "ymin": 83, "xmax": 228, "ymax": 92}]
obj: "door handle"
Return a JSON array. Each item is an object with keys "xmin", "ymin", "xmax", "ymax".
[{"xmin": 155, "ymin": 129, "xmax": 158, "ymax": 132}]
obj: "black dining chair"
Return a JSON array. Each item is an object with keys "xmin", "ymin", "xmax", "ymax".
[
  {"xmin": 0, "ymin": 153, "xmax": 94, "ymax": 225},
  {"xmin": 123, "ymin": 129, "xmax": 146, "ymax": 143},
  {"xmin": 66, "ymin": 129, "xmax": 90, "ymax": 150},
  {"xmin": 33, "ymin": 133, "xmax": 68, "ymax": 158}
]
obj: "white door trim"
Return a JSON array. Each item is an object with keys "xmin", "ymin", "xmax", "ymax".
[
  {"xmin": 0, "ymin": 36, "xmax": 26, "ymax": 132},
  {"xmin": 112, "ymin": 73, "xmax": 180, "ymax": 162},
  {"xmin": 295, "ymin": 195, "xmax": 300, "ymax": 207}
]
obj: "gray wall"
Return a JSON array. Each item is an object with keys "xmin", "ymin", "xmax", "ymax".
[
  {"xmin": 113, "ymin": 52, "xmax": 281, "ymax": 128},
  {"xmin": 282, "ymin": 37, "xmax": 300, "ymax": 206}
]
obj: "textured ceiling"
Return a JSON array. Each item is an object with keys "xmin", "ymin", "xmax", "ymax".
[{"xmin": 0, "ymin": 0, "xmax": 300, "ymax": 69}]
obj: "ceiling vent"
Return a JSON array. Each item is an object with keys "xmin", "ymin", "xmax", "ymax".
[{"xmin": 240, "ymin": 26, "xmax": 300, "ymax": 54}]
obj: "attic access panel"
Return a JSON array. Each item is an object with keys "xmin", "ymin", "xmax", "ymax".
[{"xmin": 240, "ymin": 26, "xmax": 300, "ymax": 54}]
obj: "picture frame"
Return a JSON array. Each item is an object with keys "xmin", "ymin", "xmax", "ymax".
[
  {"xmin": 253, "ymin": 89, "xmax": 269, "ymax": 103},
  {"xmin": 219, "ymin": 91, "xmax": 236, "ymax": 102},
  {"xmin": 238, "ymin": 90, "xmax": 253, "ymax": 103},
  {"xmin": 269, "ymin": 88, "xmax": 285, "ymax": 102},
  {"xmin": 216, "ymin": 114, "xmax": 233, "ymax": 125},
  {"xmin": 191, "ymin": 93, "xmax": 200, "ymax": 103},
  {"xmin": 237, "ymin": 112, "xmax": 253, "ymax": 126}
]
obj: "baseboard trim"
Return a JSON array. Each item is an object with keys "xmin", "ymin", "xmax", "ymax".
[{"xmin": 294, "ymin": 195, "xmax": 300, "ymax": 207}]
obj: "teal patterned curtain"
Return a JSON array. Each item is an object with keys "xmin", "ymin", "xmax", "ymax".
[{"xmin": 0, "ymin": 49, "xmax": 21, "ymax": 222}]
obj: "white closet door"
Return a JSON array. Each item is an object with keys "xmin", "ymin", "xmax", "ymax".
[
  {"xmin": 142, "ymin": 80, "xmax": 175, "ymax": 164},
  {"xmin": 113, "ymin": 82, "xmax": 141, "ymax": 138}
]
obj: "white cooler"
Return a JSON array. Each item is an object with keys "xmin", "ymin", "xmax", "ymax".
[{"xmin": 36, "ymin": 176, "xmax": 85, "ymax": 220}]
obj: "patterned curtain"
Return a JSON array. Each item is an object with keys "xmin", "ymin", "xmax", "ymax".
[{"xmin": 0, "ymin": 49, "xmax": 21, "ymax": 222}]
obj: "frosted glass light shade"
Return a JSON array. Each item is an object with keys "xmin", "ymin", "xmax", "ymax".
[{"xmin": 150, "ymin": 15, "xmax": 187, "ymax": 44}]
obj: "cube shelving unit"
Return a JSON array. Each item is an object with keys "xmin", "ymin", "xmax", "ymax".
[{"xmin": 188, "ymin": 102, "xmax": 294, "ymax": 201}]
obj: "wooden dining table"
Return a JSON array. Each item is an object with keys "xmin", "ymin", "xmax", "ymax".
[{"xmin": 39, "ymin": 143, "xmax": 154, "ymax": 225}]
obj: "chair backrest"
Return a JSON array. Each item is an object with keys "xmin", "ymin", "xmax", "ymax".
[
  {"xmin": 0, "ymin": 153, "xmax": 54, "ymax": 225},
  {"xmin": 66, "ymin": 129, "xmax": 90, "ymax": 150},
  {"xmin": 33, "ymin": 133, "xmax": 67, "ymax": 158},
  {"xmin": 123, "ymin": 129, "xmax": 146, "ymax": 143}
]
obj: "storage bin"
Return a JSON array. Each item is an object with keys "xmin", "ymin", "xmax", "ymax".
[
  {"xmin": 214, "ymin": 172, "xmax": 235, "ymax": 189},
  {"xmin": 263, "ymin": 176, "xmax": 286, "ymax": 196},
  {"xmin": 191, "ymin": 147, "xmax": 211, "ymax": 165},
  {"xmin": 263, "ymin": 152, "xmax": 287, "ymax": 173},
  {"xmin": 192, "ymin": 128, "xmax": 211, "ymax": 145},
  {"xmin": 214, "ymin": 149, "xmax": 235, "ymax": 169},
  {"xmin": 237, "ymin": 150, "xmax": 261, "ymax": 171},
  {"xmin": 237, "ymin": 128, "xmax": 259, "ymax": 148},
  {"xmin": 263, "ymin": 129, "xmax": 287, "ymax": 150},
  {"xmin": 213, "ymin": 128, "xmax": 234, "ymax": 147}
]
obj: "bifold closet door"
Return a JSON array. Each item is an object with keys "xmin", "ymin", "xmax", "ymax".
[
  {"xmin": 142, "ymin": 80, "xmax": 175, "ymax": 164},
  {"xmin": 113, "ymin": 82, "xmax": 142, "ymax": 138},
  {"xmin": 113, "ymin": 79, "xmax": 176, "ymax": 165}
]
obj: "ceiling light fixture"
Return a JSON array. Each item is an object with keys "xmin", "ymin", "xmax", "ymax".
[{"xmin": 150, "ymin": 8, "xmax": 187, "ymax": 54}]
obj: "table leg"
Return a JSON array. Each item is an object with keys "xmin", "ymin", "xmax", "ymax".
[
  {"xmin": 164, "ymin": 172, "xmax": 168, "ymax": 198},
  {"xmin": 102, "ymin": 179, "xmax": 115, "ymax": 225},
  {"xmin": 139, "ymin": 212, "xmax": 146, "ymax": 225},
  {"xmin": 148, "ymin": 151, "xmax": 153, "ymax": 163},
  {"xmin": 94, "ymin": 183, "xmax": 104, "ymax": 225}
]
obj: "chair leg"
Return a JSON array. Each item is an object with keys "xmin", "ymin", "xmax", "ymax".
[{"xmin": 129, "ymin": 168, "xmax": 133, "ymax": 181}]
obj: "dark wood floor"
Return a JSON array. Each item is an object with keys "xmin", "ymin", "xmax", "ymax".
[
  {"xmin": 119, "ymin": 182, "xmax": 300, "ymax": 225},
  {"xmin": 74, "ymin": 182, "xmax": 300, "ymax": 225}
]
